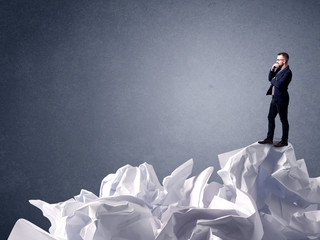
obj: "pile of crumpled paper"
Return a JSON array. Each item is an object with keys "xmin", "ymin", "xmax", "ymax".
[{"xmin": 8, "ymin": 142, "xmax": 320, "ymax": 240}]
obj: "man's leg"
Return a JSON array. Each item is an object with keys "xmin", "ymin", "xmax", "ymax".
[
  {"xmin": 277, "ymin": 101, "xmax": 289, "ymax": 143},
  {"xmin": 267, "ymin": 99, "xmax": 278, "ymax": 141}
]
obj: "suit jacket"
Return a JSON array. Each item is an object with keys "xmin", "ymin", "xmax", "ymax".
[{"xmin": 266, "ymin": 65, "xmax": 292, "ymax": 103}]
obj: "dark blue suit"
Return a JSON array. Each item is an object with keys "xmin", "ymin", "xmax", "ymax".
[{"xmin": 266, "ymin": 66, "xmax": 292, "ymax": 142}]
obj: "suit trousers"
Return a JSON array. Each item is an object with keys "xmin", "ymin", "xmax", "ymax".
[{"xmin": 267, "ymin": 97, "xmax": 289, "ymax": 142}]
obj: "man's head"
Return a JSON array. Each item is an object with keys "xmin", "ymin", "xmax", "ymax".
[{"xmin": 276, "ymin": 52, "xmax": 289, "ymax": 67}]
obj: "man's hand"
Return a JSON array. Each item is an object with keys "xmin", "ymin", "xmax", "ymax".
[{"xmin": 271, "ymin": 63, "xmax": 280, "ymax": 71}]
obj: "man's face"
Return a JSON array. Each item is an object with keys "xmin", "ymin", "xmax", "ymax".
[{"xmin": 276, "ymin": 55, "xmax": 286, "ymax": 67}]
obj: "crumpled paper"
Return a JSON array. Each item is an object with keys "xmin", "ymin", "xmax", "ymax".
[{"xmin": 8, "ymin": 142, "xmax": 320, "ymax": 240}]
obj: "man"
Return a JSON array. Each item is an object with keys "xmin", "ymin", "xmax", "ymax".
[{"xmin": 258, "ymin": 52, "xmax": 292, "ymax": 147}]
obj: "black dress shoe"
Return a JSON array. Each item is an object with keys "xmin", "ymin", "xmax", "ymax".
[
  {"xmin": 258, "ymin": 138, "xmax": 273, "ymax": 144},
  {"xmin": 274, "ymin": 141, "xmax": 288, "ymax": 147}
]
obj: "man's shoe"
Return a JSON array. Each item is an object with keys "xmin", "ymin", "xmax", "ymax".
[
  {"xmin": 258, "ymin": 138, "xmax": 273, "ymax": 144},
  {"xmin": 274, "ymin": 141, "xmax": 288, "ymax": 147}
]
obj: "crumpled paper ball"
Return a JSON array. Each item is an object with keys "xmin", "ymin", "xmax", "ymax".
[{"xmin": 8, "ymin": 142, "xmax": 320, "ymax": 240}]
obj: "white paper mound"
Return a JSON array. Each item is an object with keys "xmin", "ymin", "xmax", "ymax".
[{"xmin": 9, "ymin": 142, "xmax": 320, "ymax": 240}]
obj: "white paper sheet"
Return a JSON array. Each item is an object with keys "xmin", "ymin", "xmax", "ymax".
[{"xmin": 8, "ymin": 142, "xmax": 320, "ymax": 240}]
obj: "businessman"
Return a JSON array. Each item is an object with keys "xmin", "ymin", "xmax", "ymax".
[{"xmin": 258, "ymin": 52, "xmax": 292, "ymax": 147}]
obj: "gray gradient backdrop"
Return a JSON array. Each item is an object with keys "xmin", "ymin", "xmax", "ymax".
[{"xmin": 1, "ymin": 0, "xmax": 320, "ymax": 238}]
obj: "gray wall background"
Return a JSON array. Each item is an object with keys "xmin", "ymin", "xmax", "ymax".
[{"xmin": 1, "ymin": 0, "xmax": 320, "ymax": 237}]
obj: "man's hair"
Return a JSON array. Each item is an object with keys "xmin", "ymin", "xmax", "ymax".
[{"xmin": 278, "ymin": 52, "xmax": 289, "ymax": 62}]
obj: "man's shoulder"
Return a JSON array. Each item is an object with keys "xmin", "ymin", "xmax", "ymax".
[
  {"xmin": 281, "ymin": 66, "xmax": 292, "ymax": 76},
  {"xmin": 285, "ymin": 66, "xmax": 292, "ymax": 73}
]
